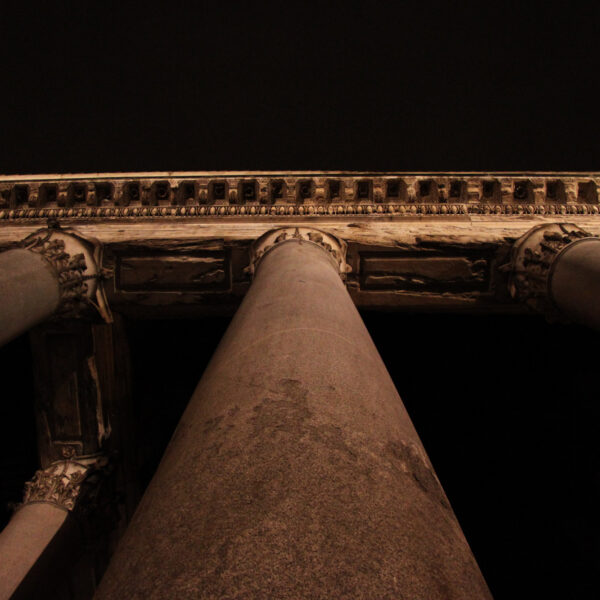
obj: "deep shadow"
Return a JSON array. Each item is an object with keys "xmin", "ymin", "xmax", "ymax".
[
  {"xmin": 2, "ymin": 314, "xmax": 599, "ymax": 599},
  {"xmin": 125, "ymin": 318, "xmax": 231, "ymax": 492},
  {"xmin": 0, "ymin": 334, "xmax": 38, "ymax": 530},
  {"xmin": 364, "ymin": 312, "xmax": 600, "ymax": 600}
]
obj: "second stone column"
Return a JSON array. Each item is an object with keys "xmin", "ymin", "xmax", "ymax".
[{"xmin": 97, "ymin": 227, "xmax": 491, "ymax": 599}]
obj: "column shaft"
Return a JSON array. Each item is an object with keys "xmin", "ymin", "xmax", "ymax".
[
  {"xmin": 550, "ymin": 238, "xmax": 600, "ymax": 330},
  {"xmin": 97, "ymin": 238, "xmax": 491, "ymax": 599},
  {"xmin": 0, "ymin": 456, "xmax": 106, "ymax": 599},
  {"xmin": 0, "ymin": 504, "xmax": 80, "ymax": 600},
  {"xmin": 0, "ymin": 249, "xmax": 60, "ymax": 346}
]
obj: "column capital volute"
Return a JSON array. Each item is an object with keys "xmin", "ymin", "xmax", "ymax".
[
  {"xmin": 247, "ymin": 226, "xmax": 351, "ymax": 279},
  {"xmin": 20, "ymin": 222, "xmax": 112, "ymax": 323},
  {"xmin": 505, "ymin": 222, "xmax": 598, "ymax": 317}
]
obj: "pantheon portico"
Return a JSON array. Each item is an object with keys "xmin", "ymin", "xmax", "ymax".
[{"xmin": 0, "ymin": 171, "xmax": 599, "ymax": 599}]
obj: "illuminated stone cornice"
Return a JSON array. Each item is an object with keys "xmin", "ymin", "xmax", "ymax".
[{"xmin": 0, "ymin": 172, "xmax": 599, "ymax": 220}]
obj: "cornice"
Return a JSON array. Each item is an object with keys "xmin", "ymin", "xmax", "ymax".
[{"xmin": 0, "ymin": 172, "xmax": 599, "ymax": 220}]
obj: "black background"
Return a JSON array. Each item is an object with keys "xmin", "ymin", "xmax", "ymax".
[
  {"xmin": 1, "ymin": 2, "xmax": 599, "ymax": 599},
  {"xmin": 1, "ymin": 2, "xmax": 599, "ymax": 173}
]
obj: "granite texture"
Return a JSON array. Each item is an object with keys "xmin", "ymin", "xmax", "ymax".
[
  {"xmin": 0, "ymin": 249, "xmax": 60, "ymax": 346},
  {"xmin": 96, "ymin": 238, "xmax": 492, "ymax": 599}
]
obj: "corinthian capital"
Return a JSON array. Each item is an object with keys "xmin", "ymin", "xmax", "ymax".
[
  {"xmin": 247, "ymin": 226, "xmax": 351, "ymax": 278},
  {"xmin": 505, "ymin": 222, "xmax": 596, "ymax": 317},
  {"xmin": 21, "ymin": 454, "xmax": 110, "ymax": 513},
  {"xmin": 21, "ymin": 223, "xmax": 112, "ymax": 322}
]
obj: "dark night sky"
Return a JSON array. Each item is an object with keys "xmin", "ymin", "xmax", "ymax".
[
  {"xmin": 1, "ymin": 3, "xmax": 599, "ymax": 174},
  {"xmin": 1, "ymin": 3, "xmax": 600, "ymax": 600}
]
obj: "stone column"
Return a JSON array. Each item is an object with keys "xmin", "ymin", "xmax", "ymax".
[
  {"xmin": 507, "ymin": 222, "xmax": 600, "ymax": 329},
  {"xmin": 0, "ymin": 456, "xmax": 109, "ymax": 600},
  {"xmin": 0, "ymin": 225, "xmax": 110, "ymax": 347},
  {"xmin": 97, "ymin": 227, "xmax": 492, "ymax": 599},
  {"xmin": 0, "ymin": 315, "xmax": 131, "ymax": 599}
]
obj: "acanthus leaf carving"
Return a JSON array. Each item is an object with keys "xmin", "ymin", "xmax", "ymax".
[
  {"xmin": 247, "ymin": 227, "xmax": 351, "ymax": 279},
  {"xmin": 19, "ymin": 224, "xmax": 113, "ymax": 322},
  {"xmin": 505, "ymin": 223, "xmax": 597, "ymax": 318},
  {"xmin": 20, "ymin": 455, "xmax": 110, "ymax": 512}
]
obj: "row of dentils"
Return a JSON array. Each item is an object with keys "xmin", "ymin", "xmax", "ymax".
[{"xmin": 1, "ymin": 177, "xmax": 599, "ymax": 209}]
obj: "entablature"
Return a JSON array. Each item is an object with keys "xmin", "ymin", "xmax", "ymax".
[{"xmin": 2, "ymin": 172, "xmax": 600, "ymax": 315}]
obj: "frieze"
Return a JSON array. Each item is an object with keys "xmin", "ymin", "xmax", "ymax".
[
  {"xmin": 359, "ymin": 253, "xmax": 489, "ymax": 293},
  {"xmin": 116, "ymin": 253, "xmax": 230, "ymax": 292}
]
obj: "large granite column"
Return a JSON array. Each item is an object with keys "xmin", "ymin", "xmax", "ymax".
[
  {"xmin": 507, "ymin": 222, "xmax": 600, "ymax": 330},
  {"xmin": 97, "ymin": 226, "xmax": 491, "ymax": 599},
  {"xmin": 0, "ymin": 225, "xmax": 110, "ymax": 347}
]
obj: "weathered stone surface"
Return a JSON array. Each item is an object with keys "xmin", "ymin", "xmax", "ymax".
[
  {"xmin": 96, "ymin": 237, "xmax": 491, "ymax": 599},
  {"xmin": 117, "ymin": 254, "xmax": 228, "ymax": 291},
  {"xmin": 361, "ymin": 255, "xmax": 488, "ymax": 291}
]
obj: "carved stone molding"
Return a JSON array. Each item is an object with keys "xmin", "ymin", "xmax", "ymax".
[
  {"xmin": 1, "ymin": 172, "xmax": 600, "ymax": 221},
  {"xmin": 21, "ymin": 454, "xmax": 109, "ymax": 512},
  {"xmin": 505, "ymin": 223, "xmax": 597, "ymax": 316},
  {"xmin": 248, "ymin": 227, "xmax": 351, "ymax": 278},
  {"xmin": 20, "ymin": 225, "xmax": 112, "ymax": 322},
  {"xmin": 0, "ymin": 202, "xmax": 599, "ymax": 221}
]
